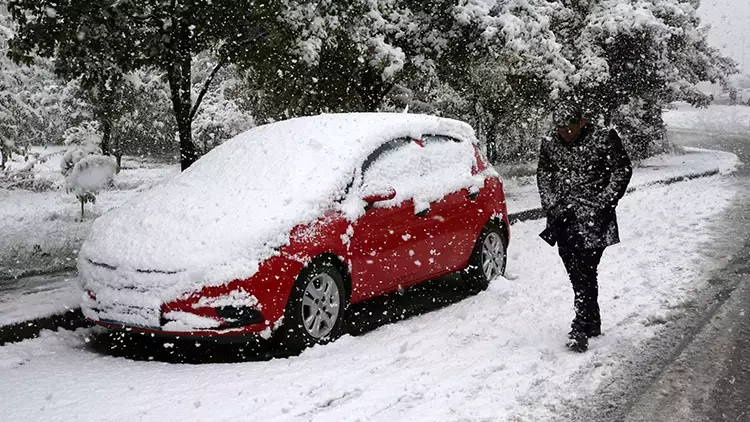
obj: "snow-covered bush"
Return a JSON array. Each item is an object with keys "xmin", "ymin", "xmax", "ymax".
[
  {"xmin": 59, "ymin": 122, "xmax": 116, "ymax": 216},
  {"xmin": 193, "ymin": 94, "xmax": 255, "ymax": 154},
  {"xmin": 60, "ymin": 121, "xmax": 102, "ymax": 175},
  {"xmin": 64, "ymin": 154, "xmax": 117, "ymax": 218}
]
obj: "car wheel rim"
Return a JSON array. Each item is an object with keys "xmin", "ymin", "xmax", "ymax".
[
  {"xmin": 302, "ymin": 273, "xmax": 340, "ymax": 339},
  {"xmin": 481, "ymin": 232, "xmax": 504, "ymax": 281}
]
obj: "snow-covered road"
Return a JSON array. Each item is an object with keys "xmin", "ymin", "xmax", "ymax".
[{"xmin": 0, "ymin": 174, "xmax": 737, "ymax": 422}]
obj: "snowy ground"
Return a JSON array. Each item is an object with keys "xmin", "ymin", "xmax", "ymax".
[
  {"xmin": 0, "ymin": 148, "xmax": 178, "ymax": 279},
  {"xmin": 0, "ymin": 172, "xmax": 738, "ymax": 422}
]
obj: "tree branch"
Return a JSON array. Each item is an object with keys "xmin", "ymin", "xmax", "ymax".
[
  {"xmin": 189, "ymin": 55, "xmax": 227, "ymax": 122},
  {"xmin": 189, "ymin": 30, "xmax": 269, "ymax": 122}
]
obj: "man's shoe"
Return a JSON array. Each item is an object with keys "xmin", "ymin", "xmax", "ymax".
[
  {"xmin": 569, "ymin": 326, "xmax": 601, "ymax": 338},
  {"xmin": 587, "ymin": 326, "xmax": 601, "ymax": 338},
  {"xmin": 566, "ymin": 332, "xmax": 588, "ymax": 353}
]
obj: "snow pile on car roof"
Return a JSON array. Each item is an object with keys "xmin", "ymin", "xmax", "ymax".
[{"xmin": 79, "ymin": 113, "xmax": 475, "ymax": 299}]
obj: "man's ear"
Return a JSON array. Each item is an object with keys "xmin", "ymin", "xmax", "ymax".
[{"xmin": 580, "ymin": 118, "xmax": 587, "ymax": 128}]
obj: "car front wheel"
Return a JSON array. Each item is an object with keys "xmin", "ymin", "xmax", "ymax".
[
  {"xmin": 275, "ymin": 257, "xmax": 347, "ymax": 350},
  {"xmin": 463, "ymin": 224, "xmax": 507, "ymax": 292}
]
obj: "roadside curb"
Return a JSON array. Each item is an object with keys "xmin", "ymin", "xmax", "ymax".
[
  {"xmin": 0, "ymin": 308, "xmax": 88, "ymax": 346},
  {"xmin": 0, "ymin": 168, "xmax": 725, "ymax": 346}
]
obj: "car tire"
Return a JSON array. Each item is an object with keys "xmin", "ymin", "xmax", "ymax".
[
  {"xmin": 463, "ymin": 223, "xmax": 507, "ymax": 293},
  {"xmin": 274, "ymin": 256, "xmax": 348, "ymax": 351}
]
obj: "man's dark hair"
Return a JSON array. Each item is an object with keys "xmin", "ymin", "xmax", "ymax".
[{"xmin": 553, "ymin": 100, "xmax": 583, "ymax": 127}]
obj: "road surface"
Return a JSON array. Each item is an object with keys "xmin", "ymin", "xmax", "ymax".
[{"xmin": 571, "ymin": 132, "xmax": 750, "ymax": 422}]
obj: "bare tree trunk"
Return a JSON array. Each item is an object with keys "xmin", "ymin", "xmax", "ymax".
[
  {"xmin": 166, "ymin": 20, "xmax": 199, "ymax": 171},
  {"xmin": 101, "ymin": 119, "xmax": 112, "ymax": 156},
  {"xmin": 168, "ymin": 65, "xmax": 199, "ymax": 170}
]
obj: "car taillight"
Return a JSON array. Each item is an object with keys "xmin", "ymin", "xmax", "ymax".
[{"xmin": 472, "ymin": 144, "xmax": 489, "ymax": 174}]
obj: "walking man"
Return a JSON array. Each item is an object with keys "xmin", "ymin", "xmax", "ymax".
[{"xmin": 537, "ymin": 102, "xmax": 632, "ymax": 352}]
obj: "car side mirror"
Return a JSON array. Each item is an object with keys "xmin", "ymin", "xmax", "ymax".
[{"xmin": 363, "ymin": 188, "xmax": 396, "ymax": 205}]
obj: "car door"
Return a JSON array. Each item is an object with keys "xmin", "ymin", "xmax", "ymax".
[
  {"xmin": 347, "ymin": 139, "xmax": 428, "ymax": 300},
  {"xmin": 409, "ymin": 135, "xmax": 481, "ymax": 279}
]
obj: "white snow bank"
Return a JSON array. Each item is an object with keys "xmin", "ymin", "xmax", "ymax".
[
  {"xmin": 0, "ymin": 175, "xmax": 736, "ymax": 421},
  {"xmin": 0, "ymin": 272, "xmax": 79, "ymax": 327},
  {"xmin": 80, "ymin": 113, "xmax": 476, "ymax": 300},
  {"xmin": 663, "ymin": 102, "xmax": 750, "ymax": 134}
]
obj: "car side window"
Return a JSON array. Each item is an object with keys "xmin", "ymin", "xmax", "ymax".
[
  {"xmin": 358, "ymin": 135, "xmax": 477, "ymax": 209},
  {"xmin": 360, "ymin": 138, "xmax": 423, "ymax": 200},
  {"xmin": 419, "ymin": 134, "xmax": 476, "ymax": 185}
]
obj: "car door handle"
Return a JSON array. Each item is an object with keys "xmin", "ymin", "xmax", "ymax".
[
  {"xmin": 467, "ymin": 191, "xmax": 480, "ymax": 200},
  {"xmin": 415, "ymin": 208, "xmax": 430, "ymax": 217}
]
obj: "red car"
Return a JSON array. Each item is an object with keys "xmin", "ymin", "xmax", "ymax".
[{"xmin": 78, "ymin": 113, "xmax": 509, "ymax": 348}]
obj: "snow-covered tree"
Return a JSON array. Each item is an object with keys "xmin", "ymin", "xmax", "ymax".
[
  {"xmin": 548, "ymin": 0, "xmax": 736, "ymax": 158},
  {"xmin": 60, "ymin": 124, "xmax": 116, "ymax": 217},
  {"xmin": 191, "ymin": 56, "xmax": 255, "ymax": 154},
  {"xmin": 0, "ymin": 10, "xmax": 78, "ymax": 168},
  {"xmin": 107, "ymin": 72, "xmax": 172, "ymax": 161},
  {"xmin": 60, "ymin": 121, "xmax": 102, "ymax": 173},
  {"xmin": 64, "ymin": 154, "xmax": 117, "ymax": 218},
  {"xmin": 236, "ymin": 0, "xmax": 571, "ymax": 122},
  {"xmin": 8, "ymin": 0, "xmax": 268, "ymax": 170}
]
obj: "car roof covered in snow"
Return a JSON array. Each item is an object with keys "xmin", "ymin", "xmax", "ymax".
[{"xmin": 79, "ymin": 113, "xmax": 476, "ymax": 298}]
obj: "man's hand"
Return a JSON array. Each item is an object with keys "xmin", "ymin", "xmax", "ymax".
[
  {"xmin": 572, "ymin": 196, "xmax": 616, "ymax": 212},
  {"xmin": 549, "ymin": 201, "xmax": 575, "ymax": 223}
]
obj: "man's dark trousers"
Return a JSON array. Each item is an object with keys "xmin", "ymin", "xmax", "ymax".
[{"xmin": 558, "ymin": 244, "xmax": 605, "ymax": 335}]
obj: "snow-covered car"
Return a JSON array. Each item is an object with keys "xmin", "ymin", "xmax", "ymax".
[{"xmin": 78, "ymin": 113, "xmax": 509, "ymax": 347}]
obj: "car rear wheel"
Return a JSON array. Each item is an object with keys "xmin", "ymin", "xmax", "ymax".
[
  {"xmin": 274, "ymin": 257, "xmax": 348, "ymax": 350},
  {"xmin": 463, "ymin": 224, "xmax": 507, "ymax": 292}
]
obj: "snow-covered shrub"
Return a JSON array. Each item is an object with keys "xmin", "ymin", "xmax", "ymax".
[
  {"xmin": 59, "ymin": 122, "xmax": 116, "ymax": 216},
  {"xmin": 60, "ymin": 121, "xmax": 102, "ymax": 176},
  {"xmin": 193, "ymin": 94, "xmax": 255, "ymax": 154},
  {"xmin": 64, "ymin": 154, "xmax": 117, "ymax": 217}
]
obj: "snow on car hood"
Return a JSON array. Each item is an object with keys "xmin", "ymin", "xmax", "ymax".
[{"xmin": 80, "ymin": 113, "xmax": 475, "ymax": 297}]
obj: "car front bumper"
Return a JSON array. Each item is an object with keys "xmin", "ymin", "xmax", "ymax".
[{"xmin": 79, "ymin": 254, "xmax": 305, "ymax": 340}]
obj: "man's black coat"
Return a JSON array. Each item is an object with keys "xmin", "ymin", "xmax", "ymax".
[{"xmin": 537, "ymin": 125, "xmax": 633, "ymax": 250}]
